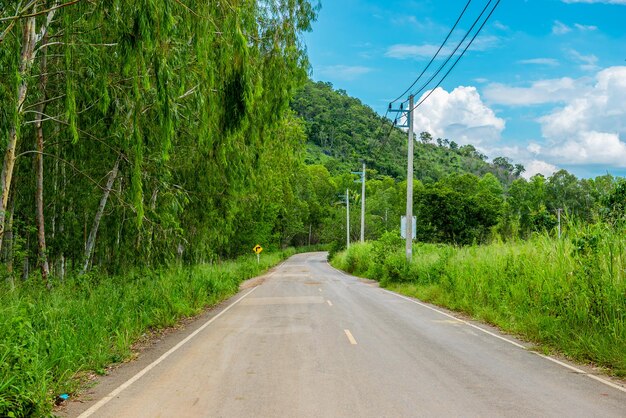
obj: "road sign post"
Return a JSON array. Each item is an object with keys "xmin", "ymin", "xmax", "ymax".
[{"xmin": 253, "ymin": 244, "xmax": 263, "ymax": 264}]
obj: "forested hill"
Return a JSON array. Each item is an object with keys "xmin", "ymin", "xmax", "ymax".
[{"xmin": 291, "ymin": 81, "xmax": 525, "ymax": 185}]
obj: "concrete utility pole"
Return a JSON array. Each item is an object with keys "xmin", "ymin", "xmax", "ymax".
[
  {"xmin": 351, "ymin": 164, "xmax": 366, "ymax": 243},
  {"xmin": 360, "ymin": 162, "xmax": 366, "ymax": 243},
  {"xmin": 346, "ymin": 189, "xmax": 350, "ymax": 249},
  {"xmin": 351, "ymin": 163, "xmax": 366, "ymax": 243},
  {"xmin": 405, "ymin": 95, "xmax": 415, "ymax": 262},
  {"xmin": 557, "ymin": 208, "xmax": 562, "ymax": 239},
  {"xmin": 389, "ymin": 95, "xmax": 415, "ymax": 262}
]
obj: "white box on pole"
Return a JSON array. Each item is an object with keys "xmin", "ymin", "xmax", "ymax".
[{"xmin": 400, "ymin": 216, "xmax": 416, "ymax": 240}]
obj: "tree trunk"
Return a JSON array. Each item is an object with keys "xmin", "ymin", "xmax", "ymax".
[
  {"xmin": 35, "ymin": 34, "xmax": 50, "ymax": 285},
  {"xmin": 22, "ymin": 234, "xmax": 30, "ymax": 281},
  {"xmin": 58, "ymin": 153, "xmax": 66, "ymax": 281},
  {"xmin": 0, "ymin": 17, "xmax": 36, "ymax": 251},
  {"xmin": 4, "ymin": 190, "xmax": 15, "ymax": 287},
  {"xmin": 81, "ymin": 157, "xmax": 120, "ymax": 274}
]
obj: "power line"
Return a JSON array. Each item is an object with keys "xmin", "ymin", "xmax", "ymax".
[
  {"xmin": 382, "ymin": 0, "xmax": 501, "ymax": 147},
  {"xmin": 409, "ymin": 0, "xmax": 501, "ymax": 113},
  {"xmin": 401, "ymin": 0, "xmax": 495, "ymax": 106},
  {"xmin": 377, "ymin": 0, "xmax": 474, "ymax": 146},
  {"xmin": 380, "ymin": 0, "xmax": 499, "ymax": 149},
  {"xmin": 390, "ymin": 0, "xmax": 473, "ymax": 105}
]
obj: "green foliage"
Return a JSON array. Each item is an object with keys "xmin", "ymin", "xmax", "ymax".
[
  {"xmin": 601, "ymin": 178, "xmax": 626, "ymax": 224},
  {"xmin": 0, "ymin": 0, "xmax": 319, "ymax": 277},
  {"xmin": 417, "ymin": 173, "xmax": 503, "ymax": 245},
  {"xmin": 292, "ymin": 81, "xmax": 407, "ymax": 178}
]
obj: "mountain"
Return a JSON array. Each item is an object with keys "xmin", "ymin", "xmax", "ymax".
[{"xmin": 291, "ymin": 80, "xmax": 524, "ymax": 185}]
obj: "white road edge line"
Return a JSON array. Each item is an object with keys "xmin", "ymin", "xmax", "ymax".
[
  {"xmin": 326, "ymin": 261, "xmax": 352, "ymax": 287},
  {"xmin": 326, "ymin": 260, "xmax": 626, "ymax": 394},
  {"xmin": 78, "ymin": 282, "xmax": 268, "ymax": 417},
  {"xmin": 379, "ymin": 288, "xmax": 525, "ymax": 349},
  {"xmin": 327, "ymin": 300, "xmax": 333, "ymax": 306},
  {"xmin": 379, "ymin": 288, "xmax": 626, "ymax": 395},
  {"xmin": 344, "ymin": 329, "xmax": 357, "ymax": 345}
]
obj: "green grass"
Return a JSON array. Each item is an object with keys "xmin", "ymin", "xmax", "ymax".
[
  {"xmin": 331, "ymin": 227, "xmax": 626, "ymax": 377},
  {"xmin": 0, "ymin": 249, "xmax": 295, "ymax": 417}
]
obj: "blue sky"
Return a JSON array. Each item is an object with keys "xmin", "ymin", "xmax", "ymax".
[{"xmin": 303, "ymin": 0, "xmax": 626, "ymax": 178}]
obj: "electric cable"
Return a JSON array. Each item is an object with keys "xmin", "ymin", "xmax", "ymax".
[
  {"xmin": 409, "ymin": 0, "xmax": 501, "ymax": 113},
  {"xmin": 402, "ymin": 0, "xmax": 494, "ymax": 106},
  {"xmin": 382, "ymin": 0, "xmax": 498, "ymax": 148},
  {"xmin": 379, "ymin": 0, "xmax": 473, "ymax": 145},
  {"xmin": 390, "ymin": 0, "xmax": 473, "ymax": 105},
  {"xmin": 382, "ymin": 0, "xmax": 501, "ymax": 146}
]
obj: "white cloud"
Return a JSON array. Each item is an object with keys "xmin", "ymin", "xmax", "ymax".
[
  {"xmin": 493, "ymin": 21, "xmax": 510, "ymax": 31},
  {"xmin": 469, "ymin": 35, "xmax": 502, "ymax": 52},
  {"xmin": 385, "ymin": 36, "xmax": 501, "ymax": 60},
  {"xmin": 574, "ymin": 23, "xmax": 598, "ymax": 31},
  {"xmin": 316, "ymin": 65, "xmax": 374, "ymax": 81},
  {"xmin": 518, "ymin": 58, "xmax": 560, "ymax": 67},
  {"xmin": 538, "ymin": 66, "xmax": 626, "ymax": 166},
  {"xmin": 552, "ymin": 21, "xmax": 572, "ymax": 35},
  {"xmin": 483, "ymin": 77, "xmax": 582, "ymax": 106},
  {"xmin": 391, "ymin": 16, "xmax": 447, "ymax": 33},
  {"xmin": 474, "ymin": 143, "xmax": 560, "ymax": 178},
  {"xmin": 527, "ymin": 143, "xmax": 542, "ymax": 154},
  {"xmin": 477, "ymin": 66, "xmax": 626, "ymax": 170},
  {"xmin": 402, "ymin": 67, "xmax": 626, "ymax": 172},
  {"xmin": 545, "ymin": 132, "xmax": 626, "ymax": 166},
  {"xmin": 552, "ymin": 20, "xmax": 601, "ymax": 36},
  {"xmin": 567, "ymin": 49, "xmax": 599, "ymax": 71},
  {"xmin": 412, "ymin": 86, "xmax": 505, "ymax": 146},
  {"xmin": 385, "ymin": 44, "xmax": 443, "ymax": 59},
  {"xmin": 524, "ymin": 160, "xmax": 559, "ymax": 178}
]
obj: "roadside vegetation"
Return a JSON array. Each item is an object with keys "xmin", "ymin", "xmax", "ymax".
[{"xmin": 331, "ymin": 228, "xmax": 626, "ymax": 378}]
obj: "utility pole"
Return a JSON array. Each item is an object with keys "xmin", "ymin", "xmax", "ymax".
[
  {"xmin": 405, "ymin": 95, "xmax": 414, "ymax": 262},
  {"xmin": 346, "ymin": 189, "xmax": 350, "ymax": 249},
  {"xmin": 389, "ymin": 95, "xmax": 415, "ymax": 262},
  {"xmin": 352, "ymin": 163, "xmax": 366, "ymax": 243},
  {"xmin": 361, "ymin": 162, "xmax": 366, "ymax": 243},
  {"xmin": 557, "ymin": 208, "xmax": 562, "ymax": 239}
]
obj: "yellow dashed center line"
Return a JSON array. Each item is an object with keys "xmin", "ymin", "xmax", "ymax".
[{"xmin": 344, "ymin": 329, "xmax": 357, "ymax": 345}]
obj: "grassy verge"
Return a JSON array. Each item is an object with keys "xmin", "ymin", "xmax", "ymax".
[
  {"xmin": 0, "ymin": 249, "xmax": 296, "ymax": 417},
  {"xmin": 331, "ymin": 230, "xmax": 626, "ymax": 377}
]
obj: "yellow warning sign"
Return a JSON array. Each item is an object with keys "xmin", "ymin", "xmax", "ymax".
[{"xmin": 253, "ymin": 244, "xmax": 263, "ymax": 254}]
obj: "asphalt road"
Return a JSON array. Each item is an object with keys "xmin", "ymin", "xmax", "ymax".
[{"xmin": 67, "ymin": 252, "xmax": 626, "ymax": 417}]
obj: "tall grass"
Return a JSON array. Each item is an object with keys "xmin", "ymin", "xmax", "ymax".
[
  {"xmin": 0, "ymin": 249, "xmax": 294, "ymax": 417},
  {"xmin": 332, "ymin": 227, "xmax": 626, "ymax": 376}
]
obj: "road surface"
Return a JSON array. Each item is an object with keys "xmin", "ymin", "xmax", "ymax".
[{"xmin": 67, "ymin": 252, "xmax": 626, "ymax": 417}]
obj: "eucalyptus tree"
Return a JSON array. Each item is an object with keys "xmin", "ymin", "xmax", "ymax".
[{"xmin": 1, "ymin": 0, "xmax": 318, "ymax": 280}]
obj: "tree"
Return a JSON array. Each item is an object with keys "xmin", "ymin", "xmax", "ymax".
[
  {"xmin": 601, "ymin": 178, "xmax": 626, "ymax": 224},
  {"xmin": 420, "ymin": 131, "xmax": 433, "ymax": 144},
  {"xmin": 417, "ymin": 174, "xmax": 502, "ymax": 245},
  {"xmin": 0, "ymin": 0, "xmax": 320, "ymax": 279},
  {"xmin": 546, "ymin": 169, "xmax": 587, "ymax": 219}
]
